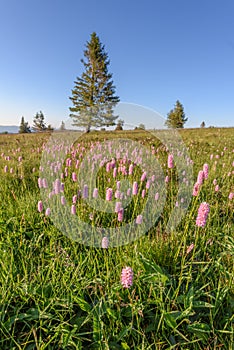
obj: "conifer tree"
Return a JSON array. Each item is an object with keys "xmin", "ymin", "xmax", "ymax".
[
  {"xmin": 19, "ymin": 116, "xmax": 31, "ymax": 133},
  {"xmin": 32, "ymin": 111, "xmax": 47, "ymax": 132},
  {"xmin": 59, "ymin": 121, "xmax": 66, "ymax": 131},
  {"xmin": 69, "ymin": 32, "xmax": 120, "ymax": 132},
  {"xmin": 200, "ymin": 121, "xmax": 205, "ymax": 128},
  {"xmin": 165, "ymin": 100, "xmax": 188, "ymax": 129}
]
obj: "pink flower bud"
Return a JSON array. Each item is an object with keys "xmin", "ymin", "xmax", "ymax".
[
  {"xmin": 54, "ymin": 179, "xmax": 61, "ymax": 194},
  {"xmin": 203, "ymin": 163, "xmax": 209, "ymax": 179},
  {"xmin": 121, "ymin": 267, "xmax": 133, "ymax": 288},
  {"xmin": 132, "ymin": 181, "xmax": 138, "ymax": 195},
  {"xmin": 106, "ymin": 188, "xmax": 113, "ymax": 201},
  {"xmin": 118, "ymin": 208, "xmax": 124, "ymax": 222},
  {"xmin": 93, "ymin": 188, "xmax": 98, "ymax": 198},
  {"xmin": 71, "ymin": 205, "xmax": 76, "ymax": 215},
  {"xmin": 193, "ymin": 182, "xmax": 200, "ymax": 196},
  {"xmin": 61, "ymin": 196, "xmax": 66, "ymax": 205},
  {"xmin": 38, "ymin": 177, "xmax": 43, "ymax": 188},
  {"xmin": 101, "ymin": 236, "xmax": 109, "ymax": 249},
  {"xmin": 155, "ymin": 192, "xmax": 159, "ymax": 200},
  {"xmin": 196, "ymin": 202, "xmax": 210, "ymax": 227},
  {"xmin": 141, "ymin": 171, "xmax": 147, "ymax": 182},
  {"xmin": 83, "ymin": 185, "xmax": 88, "ymax": 199},
  {"xmin": 228, "ymin": 192, "xmax": 233, "ymax": 200},
  {"xmin": 129, "ymin": 164, "xmax": 134, "ymax": 175},
  {"xmin": 45, "ymin": 208, "xmax": 51, "ymax": 216},
  {"xmin": 113, "ymin": 167, "xmax": 117, "ymax": 178},
  {"xmin": 168, "ymin": 154, "xmax": 174, "ymax": 169},
  {"xmin": 38, "ymin": 200, "xmax": 43, "ymax": 212},
  {"xmin": 197, "ymin": 170, "xmax": 204, "ymax": 185},
  {"xmin": 136, "ymin": 214, "xmax": 143, "ymax": 224},
  {"xmin": 72, "ymin": 172, "xmax": 77, "ymax": 182},
  {"xmin": 115, "ymin": 201, "xmax": 122, "ymax": 213}
]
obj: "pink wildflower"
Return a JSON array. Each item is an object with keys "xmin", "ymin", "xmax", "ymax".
[
  {"xmin": 132, "ymin": 181, "xmax": 138, "ymax": 195},
  {"xmin": 121, "ymin": 267, "xmax": 134, "ymax": 288},
  {"xmin": 72, "ymin": 172, "xmax": 77, "ymax": 182},
  {"xmin": 38, "ymin": 177, "xmax": 43, "ymax": 188},
  {"xmin": 101, "ymin": 237, "xmax": 109, "ymax": 249},
  {"xmin": 118, "ymin": 208, "xmax": 124, "ymax": 222},
  {"xmin": 83, "ymin": 184, "xmax": 88, "ymax": 199},
  {"xmin": 115, "ymin": 201, "xmax": 122, "ymax": 213},
  {"xmin": 155, "ymin": 192, "xmax": 159, "ymax": 200},
  {"xmin": 93, "ymin": 188, "xmax": 98, "ymax": 198},
  {"xmin": 197, "ymin": 170, "xmax": 204, "ymax": 185},
  {"xmin": 42, "ymin": 178, "xmax": 48, "ymax": 188},
  {"xmin": 106, "ymin": 188, "xmax": 113, "ymax": 201},
  {"xmin": 38, "ymin": 200, "xmax": 43, "ymax": 213},
  {"xmin": 193, "ymin": 182, "xmax": 200, "ymax": 196},
  {"xmin": 196, "ymin": 202, "xmax": 210, "ymax": 227},
  {"xmin": 141, "ymin": 171, "xmax": 147, "ymax": 182},
  {"xmin": 45, "ymin": 208, "xmax": 51, "ymax": 216},
  {"xmin": 136, "ymin": 214, "xmax": 143, "ymax": 224},
  {"xmin": 71, "ymin": 205, "xmax": 76, "ymax": 215},
  {"xmin": 129, "ymin": 164, "xmax": 134, "ymax": 175},
  {"xmin": 61, "ymin": 196, "xmax": 66, "ymax": 205},
  {"xmin": 203, "ymin": 163, "xmax": 209, "ymax": 179},
  {"xmin": 228, "ymin": 192, "xmax": 234, "ymax": 200},
  {"xmin": 168, "ymin": 154, "xmax": 174, "ymax": 169}
]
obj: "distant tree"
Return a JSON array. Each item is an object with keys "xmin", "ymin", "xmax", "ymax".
[
  {"xmin": 138, "ymin": 123, "xmax": 145, "ymax": 130},
  {"xmin": 47, "ymin": 124, "xmax": 54, "ymax": 131},
  {"xmin": 69, "ymin": 32, "xmax": 120, "ymax": 132},
  {"xmin": 165, "ymin": 100, "xmax": 188, "ymax": 129},
  {"xmin": 59, "ymin": 121, "xmax": 66, "ymax": 131},
  {"xmin": 115, "ymin": 119, "xmax": 124, "ymax": 131},
  {"xmin": 32, "ymin": 111, "xmax": 47, "ymax": 132},
  {"xmin": 200, "ymin": 121, "xmax": 205, "ymax": 128},
  {"xmin": 19, "ymin": 116, "xmax": 31, "ymax": 133}
]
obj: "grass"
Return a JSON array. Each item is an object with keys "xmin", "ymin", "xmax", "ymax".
[{"xmin": 0, "ymin": 128, "xmax": 233, "ymax": 349}]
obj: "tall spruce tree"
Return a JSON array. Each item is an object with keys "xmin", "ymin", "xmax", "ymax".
[
  {"xmin": 165, "ymin": 100, "xmax": 188, "ymax": 129},
  {"xmin": 19, "ymin": 116, "xmax": 31, "ymax": 133},
  {"xmin": 69, "ymin": 32, "xmax": 120, "ymax": 132}
]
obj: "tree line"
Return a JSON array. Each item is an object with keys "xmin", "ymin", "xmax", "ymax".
[{"xmin": 19, "ymin": 32, "xmax": 207, "ymax": 134}]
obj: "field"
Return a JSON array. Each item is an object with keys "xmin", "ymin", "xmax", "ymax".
[{"xmin": 0, "ymin": 128, "xmax": 233, "ymax": 349}]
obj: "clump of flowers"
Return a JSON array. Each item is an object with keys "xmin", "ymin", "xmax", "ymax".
[{"xmin": 121, "ymin": 267, "xmax": 134, "ymax": 288}]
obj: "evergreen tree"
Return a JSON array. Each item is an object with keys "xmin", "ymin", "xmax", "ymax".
[
  {"xmin": 47, "ymin": 124, "xmax": 54, "ymax": 131},
  {"xmin": 69, "ymin": 32, "xmax": 120, "ymax": 132},
  {"xmin": 115, "ymin": 119, "xmax": 124, "ymax": 130},
  {"xmin": 59, "ymin": 121, "xmax": 66, "ymax": 131},
  {"xmin": 19, "ymin": 116, "xmax": 31, "ymax": 133},
  {"xmin": 32, "ymin": 111, "xmax": 47, "ymax": 132},
  {"xmin": 200, "ymin": 121, "xmax": 205, "ymax": 128},
  {"xmin": 165, "ymin": 100, "xmax": 188, "ymax": 129}
]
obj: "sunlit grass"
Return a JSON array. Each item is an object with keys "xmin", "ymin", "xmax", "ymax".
[{"xmin": 0, "ymin": 128, "xmax": 233, "ymax": 349}]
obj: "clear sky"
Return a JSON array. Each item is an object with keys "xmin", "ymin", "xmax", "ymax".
[{"xmin": 0, "ymin": 0, "xmax": 234, "ymax": 129}]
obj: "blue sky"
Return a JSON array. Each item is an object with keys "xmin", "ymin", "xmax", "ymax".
[{"xmin": 0, "ymin": 0, "xmax": 234, "ymax": 129}]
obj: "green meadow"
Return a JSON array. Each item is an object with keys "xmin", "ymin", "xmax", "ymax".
[{"xmin": 0, "ymin": 128, "xmax": 233, "ymax": 349}]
